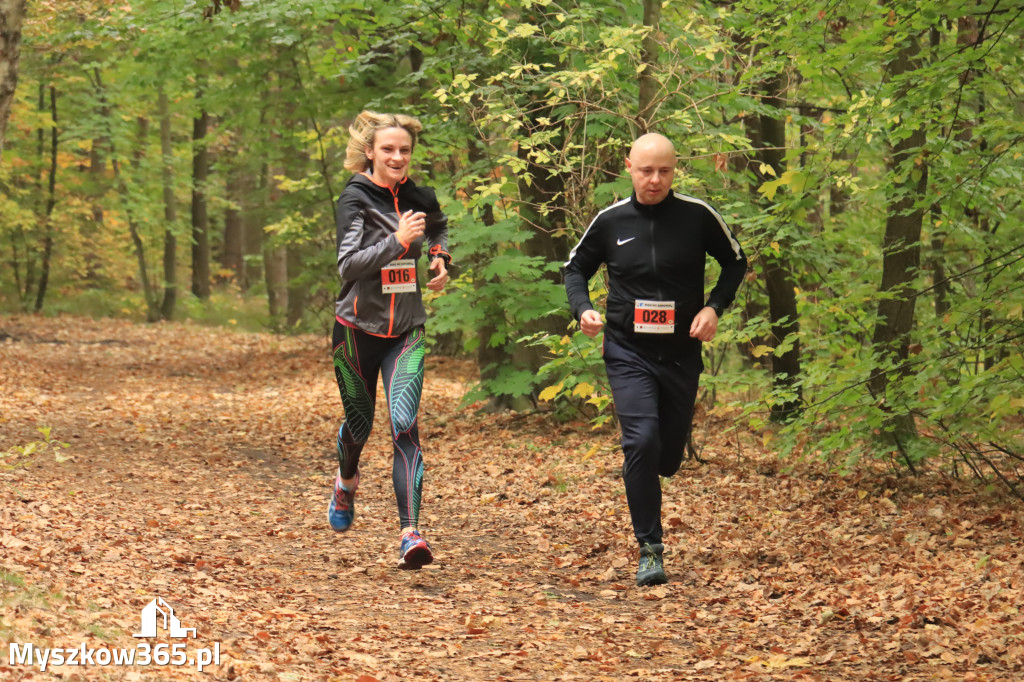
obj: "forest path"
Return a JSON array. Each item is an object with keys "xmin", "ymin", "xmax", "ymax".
[{"xmin": 1, "ymin": 316, "xmax": 1021, "ymax": 681}]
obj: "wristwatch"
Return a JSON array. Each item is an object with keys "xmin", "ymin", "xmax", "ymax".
[{"xmin": 706, "ymin": 301, "xmax": 723, "ymax": 316}]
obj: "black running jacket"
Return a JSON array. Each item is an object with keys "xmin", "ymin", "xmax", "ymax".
[
  {"xmin": 564, "ymin": 191, "xmax": 747, "ymax": 358},
  {"xmin": 334, "ymin": 173, "xmax": 451, "ymax": 337}
]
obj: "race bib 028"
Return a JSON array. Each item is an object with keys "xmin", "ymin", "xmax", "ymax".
[
  {"xmin": 633, "ymin": 299, "xmax": 675, "ymax": 334},
  {"xmin": 381, "ymin": 259, "xmax": 416, "ymax": 294}
]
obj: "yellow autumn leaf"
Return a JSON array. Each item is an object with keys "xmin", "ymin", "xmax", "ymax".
[
  {"xmin": 572, "ymin": 382, "xmax": 595, "ymax": 397},
  {"xmin": 538, "ymin": 384, "xmax": 563, "ymax": 402},
  {"xmin": 751, "ymin": 345, "xmax": 774, "ymax": 358}
]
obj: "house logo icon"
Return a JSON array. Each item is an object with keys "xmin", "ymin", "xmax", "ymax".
[{"xmin": 133, "ymin": 597, "xmax": 197, "ymax": 639}]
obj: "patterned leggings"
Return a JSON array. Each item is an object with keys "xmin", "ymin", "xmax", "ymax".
[{"xmin": 332, "ymin": 321, "xmax": 426, "ymax": 530}]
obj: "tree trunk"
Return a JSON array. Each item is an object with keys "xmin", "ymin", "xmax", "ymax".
[
  {"xmin": 465, "ymin": 139, "xmax": 517, "ymax": 410},
  {"xmin": 929, "ymin": 204, "xmax": 949, "ymax": 321},
  {"xmin": 242, "ymin": 172, "xmax": 263, "ymax": 292},
  {"xmin": 222, "ymin": 163, "xmax": 244, "ymax": 284},
  {"xmin": 118, "ymin": 117, "xmax": 160, "ymax": 322},
  {"xmin": 758, "ymin": 74, "xmax": 802, "ymax": 421},
  {"xmin": 191, "ymin": 83, "xmax": 211, "ymax": 299},
  {"xmin": 33, "ymin": 86, "xmax": 58, "ymax": 312},
  {"xmin": 263, "ymin": 163, "xmax": 288, "ymax": 324},
  {"xmin": 637, "ymin": 0, "xmax": 661, "ymax": 132},
  {"xmin": 286, "ymin": 244, "xmax": 306, "ymax": 328},
  {"xmin": 514, "ymin": 130, "xmax": 572, "ymax": 407},
  {"xmin": 158, "ymin": 87, "xmax": 178, "ymax": 320},
  {"xmin": 264, "ymin": 245, "xmax": 288, "ymax": 324},
  {"xmin": 85, "ymin": 70, "xmax": 111, "ymax": 283},
  {"xmin": 0, "ymin": 0, "xmax": 26, "ymax": 164},
  {"xmin": 868, "ymin": 31, "xmax": 928, "ymax": 451},
  {"xmin": 14, "ymin": 79, "xmax": 46, "ymax": 307}
]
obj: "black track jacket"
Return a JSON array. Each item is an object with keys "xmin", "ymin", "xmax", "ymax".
[
  {"xmin": 334, "ymin": 173, "xmax": 450, "ymax": 337},
  {"xmin": 564, "ymin": 191, "xmax": 747, "ymax": 360}
]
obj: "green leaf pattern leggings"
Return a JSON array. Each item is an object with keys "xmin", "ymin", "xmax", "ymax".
[{"xmin": 332, "ymin": 321, "xmax": 426, "ymax": 530}]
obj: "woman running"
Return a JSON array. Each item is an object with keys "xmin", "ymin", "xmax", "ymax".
[{"xmin": 327, "ymin": 110, "xmax": 451, "ymax": 569}]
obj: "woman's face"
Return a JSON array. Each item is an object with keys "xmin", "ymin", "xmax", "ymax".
[{"xmin": 367, "ymin": 127, "xmax": 414, "ymax": 188}]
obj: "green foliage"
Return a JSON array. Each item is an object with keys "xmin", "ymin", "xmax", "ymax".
[
  {"xmin": 2, "ymin": 427, "xmax": 70, "ymax": 469},
  {"xmin": 533, "ymin": 329, "xmax": 614, "ymax": 427},
  {"xmin": 3, "ymin": 0, "xmax": 1022, "ymax": 493}
]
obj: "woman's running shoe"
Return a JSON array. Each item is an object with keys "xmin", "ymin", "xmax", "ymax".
[
  {"xmin": 327, "ymin": 470, "xmax": 357, "ymax": 532},
  {"xmin": 397, "ymin": 530, "xmax": 433, "ymax": 569}
]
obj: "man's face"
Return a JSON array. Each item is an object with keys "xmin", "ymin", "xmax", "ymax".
[{"xmin": 626, "ymin": 139, "xmax": 675, "ymax": 205}]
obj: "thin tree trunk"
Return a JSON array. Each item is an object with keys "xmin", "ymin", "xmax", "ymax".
[
  {"xmin": 263, "ymin": 163, "xmax": 288, "ymax": 323},
  {"xmin": 33, "ymin": 86, "xmax": 58, "ymax": 312},
  {"xmin": 759, "ymin": 74, "xmax": 802, "ymax": 421},
  {"xmin": 113, "ymin": 117, "xmax": 160, "ymax": 321},
  {"xmin": 191, "ymin": 82, "xmax": 211, "ymax": 299},
  {"xmin": 158, "ymin": 86, "xmax": 178, "ymax": 320},
  {"xmin": 465, "ymin": 139, "xmax": 513, "ymax": 410},
  {"xmin": 514, "ymin": 126, "xmax": 572, "ymax": 408},
  {"xmin": 85, "ymin": 70, "xmax": 111, "ymax": 283},
  {"xmin": 637, "ymin": 0, "xmax": 661, "ymax": 132},
  {"xmin": 264, "ymin": 245, "xmax": 288, "ymax": 323},
  {"xmin": 929, "ymin": 204, "xmax": 949, "ymax": 320},
  {"xmin": 242, "ymin": 171, "xmax": 263, "ymax": 292},
  {"xmin": 733, "ymin": 114, "xmax": 767, "ymax": 367},
  {"xmin": 0, "ymin": 0, "xmax": 27, "ymax": 163},
  {"xmin": 15, "ymin": 79, "xmax": 46, "ymax": 307},
  {"xmin": 222, "ymin": 163, "xmax": 244, "ymax": 284},
  {"xmin": 286, "ymin": 244, "xmax": 306, "ymax": 328},
  {"xmin": 868, "ymin": 31, "xmax": 929, "ymax": 451}
]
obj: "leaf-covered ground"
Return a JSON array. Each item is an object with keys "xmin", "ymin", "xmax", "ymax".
[{"xmin": 1, "ymin": 316, "xmax": 1021, "ymax": 681}]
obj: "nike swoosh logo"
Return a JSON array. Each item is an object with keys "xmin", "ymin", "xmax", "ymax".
[{"xmin": 617, "ymin": 237, "xmax": 636, "ymax": 246}]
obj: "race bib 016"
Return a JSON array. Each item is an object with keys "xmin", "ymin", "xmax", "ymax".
[
  {"xmin": 381, "ymin": 259, "xmax": 416, "ymax": 294},
  {"xmin": 634, "ymin": 299, "xmax": 675, "ymax": 334}
]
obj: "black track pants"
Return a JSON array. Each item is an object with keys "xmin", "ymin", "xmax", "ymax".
[{"xmin": 603, "ymin": 336, "xmax": 701, "ymax": 546}]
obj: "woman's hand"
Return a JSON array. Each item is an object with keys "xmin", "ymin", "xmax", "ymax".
[
  {"xmin": 427, "ymin": 258, "xmax": 449, "ymax": 291},
  {"xmin": 396, "ymin": 210, "xmax": 426, "ymax": 246}
]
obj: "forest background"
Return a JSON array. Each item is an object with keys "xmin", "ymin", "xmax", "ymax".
[{"xmin": 0, "ymin": 0, "xmax": 1022, "ymax": 496}]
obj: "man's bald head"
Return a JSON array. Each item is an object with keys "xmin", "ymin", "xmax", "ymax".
[
  {"xmin": 629, "ymin": 133, "xmax": 676, "ymax": 162},
  {"xmin": 626, "ymin": 133, "xmax": 676, "ymax": 205}
]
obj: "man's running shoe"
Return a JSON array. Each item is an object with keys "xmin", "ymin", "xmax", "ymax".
[
  {"xmin": 636, "ymin": 542, "xmax": 667, "ymax": 586},
  {"xmin": 397, "ymin": 530, "xmax": 433, "ymax": 569},
  {"xmin": 327, "ymin": 470, "xmax": 357, "ymax": 532}
]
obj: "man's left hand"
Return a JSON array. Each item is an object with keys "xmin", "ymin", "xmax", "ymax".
[
  {"xmin": 427, "ymin": 258, "xmax": 449, "ymax": 291},
  {"xmin": 689, "ymin": 306, "xmax": 719, "ymax": 342}
]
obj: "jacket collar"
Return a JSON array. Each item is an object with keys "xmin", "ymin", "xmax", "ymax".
[
  {"xmin": 630, "ymin": 191, "xmax": 672, "ymax": 212},
  {"xmin": 358, "ymin": 170, "xmax": 409, "ymax": 194}
]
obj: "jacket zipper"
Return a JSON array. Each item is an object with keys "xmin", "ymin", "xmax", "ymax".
[
  {"xmin": 388, "ymin": 184, "xmax": 401, "ymax": 336},
  {"xmin": 649, "ymin": 217, "xmax": 662, "ymax": 300}
]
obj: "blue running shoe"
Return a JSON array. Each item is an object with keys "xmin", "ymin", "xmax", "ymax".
[
  {"xmin": 327, "ymin": 470, "xmax": 357, "ymax": 532},
  {"xmin": 397, "ymin": 530, "xmax": 433, "ymax": 569}
]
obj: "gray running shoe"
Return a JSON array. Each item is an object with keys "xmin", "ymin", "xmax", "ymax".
[{"xmin": 636, "ymin": 543, "xmax": 667, "ymax": 586}]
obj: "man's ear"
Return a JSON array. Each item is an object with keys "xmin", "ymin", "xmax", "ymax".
[{"xmin": 625, "ymin": 156, "xmax": 632, "ymax": 171}]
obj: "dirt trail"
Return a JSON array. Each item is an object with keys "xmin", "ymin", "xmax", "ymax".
[{"xmin": 1, "ymin": 316, "xmax": 1022, "ymax": 681}]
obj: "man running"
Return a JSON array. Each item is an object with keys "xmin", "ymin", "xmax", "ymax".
[{"xmin": 563, "ymin": 133, "xmax": 747, "ymax": 585}]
